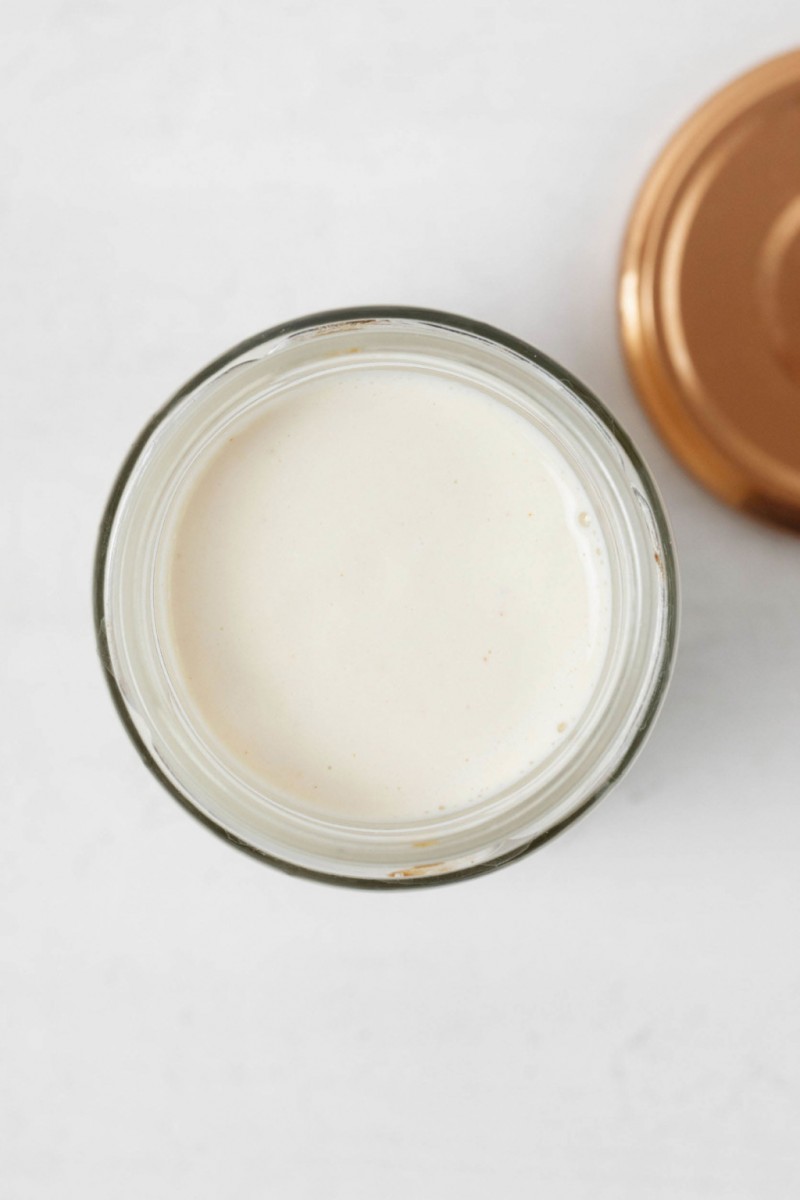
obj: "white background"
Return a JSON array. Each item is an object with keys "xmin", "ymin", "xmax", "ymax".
[{"xmin": 3, "ymin": 2, "xmax": 800, "ymax": 1197}]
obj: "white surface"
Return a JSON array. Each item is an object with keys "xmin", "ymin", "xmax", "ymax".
[{"xmin": 2, "ymin": 2, "xmax": 799, "ymax": 1196}]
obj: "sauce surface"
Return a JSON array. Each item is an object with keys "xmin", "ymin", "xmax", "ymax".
[{"xmin": 163, "ymin": 367, "xmax": 612, "ymax": 820}]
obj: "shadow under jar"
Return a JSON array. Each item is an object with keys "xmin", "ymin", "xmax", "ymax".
[{"xmin": 96, "ymin": 308, "xmax": 677, "ymax": 886}]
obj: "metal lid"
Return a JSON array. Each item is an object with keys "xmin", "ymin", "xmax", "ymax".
[{"xmin": 620, "ymin": 50, "xmax": 800, "ymax": 528}]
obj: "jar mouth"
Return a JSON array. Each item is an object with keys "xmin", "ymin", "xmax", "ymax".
[{"xmin": 95, "ymin": 307, "xmax": 678, "ymax": 887}]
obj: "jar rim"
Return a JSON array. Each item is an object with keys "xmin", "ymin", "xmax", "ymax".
[{"xmin": 95, "ymin": 306, "xmax": 679, "ymax": 888}]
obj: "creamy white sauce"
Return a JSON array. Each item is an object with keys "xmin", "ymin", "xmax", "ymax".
[{"xmin": 162, "ymin": 366, "xmax": 612, "ymax": 821}]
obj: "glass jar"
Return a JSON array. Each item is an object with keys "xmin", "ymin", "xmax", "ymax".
[{"xmin": 95, "ymin": 307, "xmax": 677, "ymax": 886}]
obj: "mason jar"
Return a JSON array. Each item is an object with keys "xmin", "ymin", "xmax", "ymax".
[{"xmin": 95, "ymin": 307, "xmax": 677, "ymax": 886}]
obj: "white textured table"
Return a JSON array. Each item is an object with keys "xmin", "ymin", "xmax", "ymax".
[{"xmin": 3, "ymin": 2, "xmax": 799, "ymax": 1196}]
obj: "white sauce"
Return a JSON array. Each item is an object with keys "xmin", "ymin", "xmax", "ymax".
[{"xmin": 162, "ymin": 366, "xmax": 611, "ymax": 821}]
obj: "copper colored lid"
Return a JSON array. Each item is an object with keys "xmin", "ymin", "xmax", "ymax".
[{"xmin": 620, "ymin": 50, "xmax": 800, "ymax": 528}]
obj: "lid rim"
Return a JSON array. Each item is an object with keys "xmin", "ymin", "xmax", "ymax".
[{"xmin": 619, "ymin": 49, "xmax": 800, "ymax": 531}]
